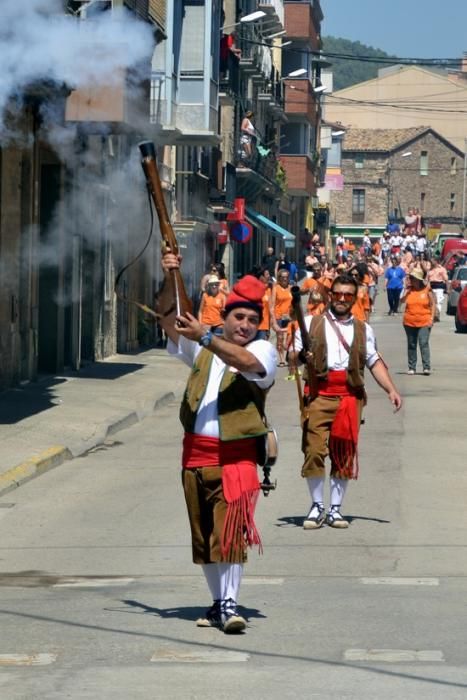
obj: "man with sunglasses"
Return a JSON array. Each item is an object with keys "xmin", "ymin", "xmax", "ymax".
[{"xmin": 291, "ymin": 274, "xmax": 402, "ymax": 529}]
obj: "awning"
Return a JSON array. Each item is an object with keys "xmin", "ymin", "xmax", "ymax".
[{"xmin": 246, "ymin": 207, "xmax": 295, "ymax": 244}]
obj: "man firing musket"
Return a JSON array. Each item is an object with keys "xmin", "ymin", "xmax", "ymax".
[{"xmin": 139, "ymin": 143, "xmax": 277, "ymax": 634}]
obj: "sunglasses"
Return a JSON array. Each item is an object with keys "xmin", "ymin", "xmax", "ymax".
[{"xmin": 330, "ymin": 291, "xmax": 355, "ymax": 302}]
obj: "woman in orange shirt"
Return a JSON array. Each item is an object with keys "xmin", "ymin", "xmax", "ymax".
[
  {"xmin": 250, "ymin": 264, "xmax": 272, "ymax": 340},
  {"xmin": 271, "ymin": 269, "xmax": 293, "ymax": 366},
  {"xmin": 198, "ymin": 276, "xmax": 225, "ymax": 334},
  {"xmin": 350, "ymin": 263, "xmax": 370, "ymax": 322},
  {"xmin": 400, "ymin": 268, "xmax": 435, "ymax": 375}
]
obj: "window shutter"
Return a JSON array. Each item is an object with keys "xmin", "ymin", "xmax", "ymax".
[{"xmin": 149, "ymin": 0, "xmax": 166, "ymax": 32}]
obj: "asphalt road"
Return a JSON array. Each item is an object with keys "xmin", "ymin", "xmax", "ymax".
[{"xmin": 0, "ymin": 303, "xmax": 466, "ymax": 699}]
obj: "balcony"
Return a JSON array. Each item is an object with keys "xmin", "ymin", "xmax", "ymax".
[
  {"xmin": 237, "ymin": 24, "xmax": 273, "ymax": 82},
  {"xmin": 257, "ymin": 67, "xmax": 286, "ymax": 120},
  {"xmin": 236, "ymin": 140, "xmax": 282, "ymax": 202},
  {"xmin": 284, "ymin": 78, "xmax": 318, "ymax": 122},
  {"xmin": 258, "ymin": 0, "xmax": 284, "ymax": 32},
  {"xmin": 284, "ymin": 1, "xmax": 321, "ymax": 47},
  {"xmin": 280, "ymin": 154, "xmax": 316, "ymax": 196}
]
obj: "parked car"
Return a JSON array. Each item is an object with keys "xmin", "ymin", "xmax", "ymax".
[
  {"xmin": 430, "ymin": 232, "xmax": 464, "ymax": 257},
  {"xmin": 440, "ymin": 238, "xmax": 467, "ymax": 262},
  {"xmin": 447, "ymin": 265, "xmax": 467, "ymax": 314},
  {"xmin": 455, "ymin": 285, "xmax": 467, "ymax": 333}
]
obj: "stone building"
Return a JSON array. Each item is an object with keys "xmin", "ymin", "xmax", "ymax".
[{"xmin": 330, "ymin": 127, "xmax": 466, "ymax": 243}]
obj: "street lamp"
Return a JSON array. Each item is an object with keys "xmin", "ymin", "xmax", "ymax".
[
  {"xmin": 286, "ymin": 68, "xmax": 307, "ymax": 78},
  {"xmin": 313, "ymin": 84, "xmax": 328, "ymax": 94},
  {"xmin": 264, "ymin": 30, "xmax": 286, "ymax": 39},
  {"xmin": 221, "ymin": 10, "xmax": 266, "ymax": 31}
]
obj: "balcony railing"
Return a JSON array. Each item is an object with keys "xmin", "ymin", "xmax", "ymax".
[
  {"xmin": 257, "ymin": 67, "xmax": 285, "ymax": 116},
  {"xmin": 237, "ymin": 24, "xmax": 272, "ymax": 81}
]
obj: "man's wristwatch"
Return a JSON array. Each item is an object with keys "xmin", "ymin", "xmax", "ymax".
[{"xmin": 198, "ymin": 330, "xmax": 213, "ymax": 347}]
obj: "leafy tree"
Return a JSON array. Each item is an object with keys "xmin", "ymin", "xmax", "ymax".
[{"xmin": 322, "ymin": 36, "xmax": 395, "ymax": 90}]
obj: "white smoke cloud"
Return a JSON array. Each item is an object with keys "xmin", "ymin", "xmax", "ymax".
[
  {"xmin": 0, "ymin": 0, "xmax": 155, "ymax": 131},
  {"xmin": 0, "ymin": 1, "xmax": 162, "ymax": 302}
]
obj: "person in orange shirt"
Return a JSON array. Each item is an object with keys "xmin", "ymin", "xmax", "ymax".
[
  {"xmin": 271, "ymin": 269, "xmax": 293, "ymax": 366},
  {"xmin": 350, "ymin": 263, "xmax": 370, "ymax": 322},
  {"xmin": 300, "ymin": 263, "xmax": 328, "ymax": 315},
  {"xmin": 250, "ymin": 265, "xmax": 272, "ymax": 340},
  {"xmin": 400, "ymin": 268, "xmax": 435, "ymax": 375},
  {"xmin": 198, "ymin": 276, "xmax": 225, "ymax": 334}
]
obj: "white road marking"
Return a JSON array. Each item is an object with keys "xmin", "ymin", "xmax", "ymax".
[
  {"xmin": 242, "ymin": 577, "xmax": 284, "ymax": 585},
  {"xmin": 0, "ymin": 654, "xmax": 57, "ymax": 666},
  {"xmin": 53, "ymin": 577, "xmax": 135, "ymax": 588},
  {"xmin": 360, "ymin": 577, "xmax": 439, "ymax": 586},
  {"xmin": 151, "ymin": 648, "xmax": 249, "ymax": 663},
  {"xmin": 344, "ymin": 649, "xmax": 445, "ymax": 663}
]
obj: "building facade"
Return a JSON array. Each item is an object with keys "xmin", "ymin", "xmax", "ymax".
[
  {"xmin": 0, "ymin": 0, "xmax": 324, "ymax": 391},
  {"xmin": 329, "ymin": 127, "xmax": 466, "ymax": 243}
]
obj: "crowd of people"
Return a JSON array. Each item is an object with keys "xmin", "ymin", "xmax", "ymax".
[{"xmin": 197, "ymin": 219, "xmax": 460, "ymax": 380}]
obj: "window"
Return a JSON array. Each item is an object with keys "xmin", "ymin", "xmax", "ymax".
[
  {"xmin": 420, "ymin": 192, "xmax": 425, "ymax": 211},
  {"xmin": 355, "ymin": 154, "xmax": 364, "ymax": 169},
  {"xmin": 420, "ymin": 150, "xmax": 428, "ymax": 176},
  {"xmin": 450, "ymin": 193, "xmax": 456, "ymax": 211},
  {"xmin": 451, "ymin": 157, "xmax": 457, "ymax": 175},
  {"xmin": 352, "ymin": 188, "xmax": 365, "ymax": 223}
]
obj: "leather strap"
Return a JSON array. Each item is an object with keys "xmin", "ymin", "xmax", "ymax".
[{"xmin": 325, "ymin": 312, "xmax": 351, "ymax": 354}]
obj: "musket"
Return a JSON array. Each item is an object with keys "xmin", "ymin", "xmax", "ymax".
[
  {"xmin": 291, "ymin": 286, "xmax": 318, "ymax": 408},
  {"xmin": 138, "ymin": 141, "xmax": 193, "ymax": 319}
]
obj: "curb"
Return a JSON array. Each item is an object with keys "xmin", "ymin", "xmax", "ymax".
[
  {"xmin": 0, "ymin": 446, "xmax": 72, "ymax": 497},
  {"xmin": 0, "ymin": 391, "xmax": 176, "ymax": 498}
]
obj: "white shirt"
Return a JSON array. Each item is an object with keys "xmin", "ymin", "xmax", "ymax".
[
  {"xmin": 390, "ymin": 235, "xmax": 403, "ymax": 248},
  {"xmin": 416, "ymin": 236, "xmax": 427, "ymax": 253},
  {"xmin": 168, "ymin": 336, "xmax": 277, "ymax": 438},
  {"xmin": 292, "ymin": 313, "xmax": 379, "ymax": 370}
]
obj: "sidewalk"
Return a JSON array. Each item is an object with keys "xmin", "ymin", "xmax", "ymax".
[{"xmin": 0, "ymin": 349, "xmax": 188, "ymax": 496}]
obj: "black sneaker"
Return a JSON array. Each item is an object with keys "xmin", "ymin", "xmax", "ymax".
[
  {"xmin": 326, "ymin": 505, "xmax": 349, "ymax": 529},
  {"xmin": 303, "ymin": 502, "xmax": 326, "ymax": 530},
  {"xmin": 196, "ymin": 599, "xmax": 222, "ymax": 628},
  {"xmin": 220, "ymin": 598, "xmax": 247, "ymax": 634}
]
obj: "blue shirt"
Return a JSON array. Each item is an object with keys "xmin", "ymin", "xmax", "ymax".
[{"xmin": 385, "ymin": 266, "xmax": 405, "ymax": 290}]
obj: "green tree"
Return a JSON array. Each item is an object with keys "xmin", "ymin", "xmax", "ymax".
[{"xmin": 322, "ymin": 36, "xmax": 395, "ymax": 91}]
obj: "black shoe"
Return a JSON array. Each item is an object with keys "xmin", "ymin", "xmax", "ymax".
[
  {"xmin": 303, "ymin": 502, "xmax": 326, "ymax": 530},
  {"xmin": 220, "ymin": 598, "xmax": 247, "ymax": 634},
  {"xmin": 196, "ymin": 600, "xmax": 222, "ymax": 628}
]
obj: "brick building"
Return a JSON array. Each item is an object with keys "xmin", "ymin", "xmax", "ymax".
[{"xmin": 330, "ymin": 127, "xmax": 466, "ymax": 244}]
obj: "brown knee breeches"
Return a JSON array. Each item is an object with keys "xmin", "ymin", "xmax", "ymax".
[
  {"xmin": 182, "ymin": 467, "xmax": 247, "ymax": 565},
  {"xmin": 301, "ymin": 395, "xmax": 363, "ymax": 479}
]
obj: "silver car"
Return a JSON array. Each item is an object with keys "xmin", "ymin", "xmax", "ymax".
[{"xmin": 447, "ymin": 265, "xmax": 467, "ymax": 315}]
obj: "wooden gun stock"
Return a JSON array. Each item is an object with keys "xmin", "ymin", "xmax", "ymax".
[
  {"xmin": 138, "ymin": 141, "xmax": 193, "ymax": 318},
  {"xmin": 291, "ymin": 286, "xmax": 311, "ymax": 354},
  {"xmin": 291, "ymin": 286, "xmax": 318, "ymax": 403}
]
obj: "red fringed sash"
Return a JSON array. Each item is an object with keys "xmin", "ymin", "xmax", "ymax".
[
  {"xmin": 182, "ymin": 433, "xmax": 262, "ymax": 556},
  {"xmin": 318, "ymin": 370, "xmax": 360, "ymax": 479}
]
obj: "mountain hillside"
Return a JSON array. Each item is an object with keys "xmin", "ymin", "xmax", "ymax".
[{"xmin": 322, "ymin": 36, "xmax": 395, "ymax": 90}]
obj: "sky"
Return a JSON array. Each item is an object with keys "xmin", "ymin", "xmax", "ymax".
[{"xmin": 323, "ymin": 0, "xmax": 467, "ymax": 60}]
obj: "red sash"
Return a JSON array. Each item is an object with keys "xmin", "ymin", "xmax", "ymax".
[
  {"xmin": 182, "ymin": 434, "xmax": 262, "ymax": 555},
  {"xmin": 318, "ymin": 370, "xmax": 360, "ymax": 479}
]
